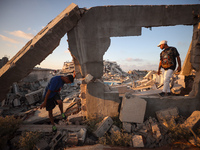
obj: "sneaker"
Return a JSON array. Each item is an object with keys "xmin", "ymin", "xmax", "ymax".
[
  {"xmin": 52, "ymin": 125, "xmax": 57, "ymax": 132},
  {"xmin": 158, "ymin": 92, "xmax": 165, "ymax": 97},
  {"xmin": 61, "ymin": 113, "xmax": 66, "ymax": 120}
]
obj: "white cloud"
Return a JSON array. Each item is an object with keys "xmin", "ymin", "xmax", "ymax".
[
  {"xmin": 125, "ymin": 57, "xmax": 143, "ymax": 62},
  {"xmin": 0, "ymin": 34, "xmax": 20, "ymax": 44},
  {"xmin": 8, "ymin": 30, "xmax": 34, "ymax": 40}
]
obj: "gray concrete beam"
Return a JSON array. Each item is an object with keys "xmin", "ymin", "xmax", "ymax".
[{"xmin": 0, "ymin": 3, "xmax": 81, "ymax": 102}]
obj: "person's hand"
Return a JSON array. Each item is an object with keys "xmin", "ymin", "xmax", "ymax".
[
  {"xmin": 177, "ymin": 66, "xmax": 181, "ymax": 72},
  {"xmin": 157, "ymin": 70, "xmax": 161, "ymax": 75},
  {"xmin": 40, "ymin": 102, "xmax": 46, "ymax": 109}
]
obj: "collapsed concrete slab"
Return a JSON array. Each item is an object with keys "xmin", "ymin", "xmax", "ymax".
[
  {"xmin": 23, "ymin": 102, "xmax": 71, "ymax": 124},
  {"xmin": 0, "ymin": 3, "xmax": 81, "ymax": 102},
  {"xmin": 119, "ymin": 94, "xmax": 147, "ymax": 123},
  {"xmin": 132, "ymin": 135, "xmax": 144, "ymax": 147},
  {"xmin": 181, "ymin": 111, "xmax": 200, "ymax": 130},
  {"xmin": 93, "ymin": 116, "xmax": 113, "ymax": 137},
  {"xmin": 18, "ymin": 124, "xmax": 86, "ymax": 132}
]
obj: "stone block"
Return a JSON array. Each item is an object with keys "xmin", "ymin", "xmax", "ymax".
[
  {"xmin": 123, "ymin": 122, "xmax": 132, "ymax": 133},
  {"xmin": 132, "ymin": 135, "xmax": 144, "ymax": 147},
  {"xmin": 156, "ymin": 107, "xmax": 179, "ymax": 128},
  {"xmin": 93, "ymin": 116, "xmax": 113, "ymax": 137},
  {"xmin": 151, "ymin": 123, "xmax": 161, "ymax": 139},
  {"xmin": 119, "ymin": 95, "xmax": 147, "ymax": 123},
  {"xmin": 78, "ymin": 128, "xmax": 87, "ymax": 144},
  {"xmin": 25, "ymin": 88, "xmax": 43, "ymax": 105},
  {"xmin": 181, "ymin": 111, "xmax": 200, "ymax": 130},
  {"xmin": 108, "ymin": 125, "xmax": 120, "ymax": 135},
  {"xmin": 84, "ymin": 74, "xmax": 94, "ymax": 83}
]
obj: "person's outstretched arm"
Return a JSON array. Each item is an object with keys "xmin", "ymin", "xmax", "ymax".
[
  {"xmin": 40, "ymin": 89, "xmax": 51, "ymax": 109},
  {"xmin": 158, "ymin": 60, "xmax": 162, "ymax": 75},
  {"xmin": 176, "ymin": 56, "xmax": 181, "ymax": 72}
]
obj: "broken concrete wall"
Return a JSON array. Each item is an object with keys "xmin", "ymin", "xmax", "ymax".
[
  {"xmin": 86, "ymin": 80, "xmax": 120, "ymax": 119},
  {"xmin": 0, "ymin": 3, "xmax": 81, "ymax": 102},
  {"xmin": 68, "ymin": 5, "xmax": 200, "ymax": 118},
  {"xmin": 189, "ymin": 22, "xmax": 200, "ymax": 98}
]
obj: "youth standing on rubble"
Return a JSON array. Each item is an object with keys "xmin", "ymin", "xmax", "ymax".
[
  {"xmin": 157, "ymin": 40, "xmax": 181, "ymax": 97},
  {"xmin": 40, "ymin": 75, "xmax": 74, "ymax": 132}
]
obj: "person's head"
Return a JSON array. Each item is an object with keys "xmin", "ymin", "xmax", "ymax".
[
  {"xmin": 61, "ymin": 75, "xmax": 74, "ymax": 84},
  {"xmin": 157, "ymin": 40, "xmax": 168, "ymax": 50}
]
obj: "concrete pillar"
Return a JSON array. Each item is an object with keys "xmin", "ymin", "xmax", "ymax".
[
  {"xmin": 189, "ymin": 22, "xmax": 200, "ymax": 98},
  {"xmin": 180, "ymin": 42, "xmax": 192, "ymax": 76}
]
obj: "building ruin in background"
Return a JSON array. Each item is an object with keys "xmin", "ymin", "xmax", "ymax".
[{"xmin": 0, "ymin": 3, "xmax": 200, "ymax": 118}]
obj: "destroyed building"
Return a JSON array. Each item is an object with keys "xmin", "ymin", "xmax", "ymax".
[{"xmin": 0, "ymin": 3, "xmax": 200, "ymax": 149}]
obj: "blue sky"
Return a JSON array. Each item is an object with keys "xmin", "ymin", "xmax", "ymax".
[{"xmin": 0, "ymin": 0, "xmax": 200, "ymax": 71}]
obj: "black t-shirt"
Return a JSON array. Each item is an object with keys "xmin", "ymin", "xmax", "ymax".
[{"xmin": 160, "ymin": 47, "xmax": 179, "ymax": 70}]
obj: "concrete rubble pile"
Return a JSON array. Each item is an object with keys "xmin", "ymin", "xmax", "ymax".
[
  {"xmin": 90, "ymin": 94, "xmax": 200, "ymax": 148},
  {"xmin": 103, "ymin": 61, "xmax": 128, "ymax": 82},
  {"xmin": 103, "ymin": 61, "xmax": 148, "ymax": 85},
  {"xmin": 132, "ymin": 70, "xmax": 196, "ymax": 96},
  {"xmin": 3, "ymin": 86, "xmax": 200, "ymax": 149},
  {"xmin": 60, "ymin": 61, "xmax": 75, "ymax": 74}
]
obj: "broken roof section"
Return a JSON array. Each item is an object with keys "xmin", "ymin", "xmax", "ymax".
[{"xmin": 0, "ymin": 3, "xmax": 81, "ymax": 102}]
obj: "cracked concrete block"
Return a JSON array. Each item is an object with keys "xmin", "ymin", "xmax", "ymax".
[
  {"xmin": 132, "ymin": 135, "xmax": 144, "ymax": 147},
  {"xmin": 181, "ymin": 111, "xmax": 200, "ymax": 130},
  {"xmin": 119, "ymin": 95, "xmax": 147, "ymax": 123},
  {"xmin": 93, "ymin": 116, "xmax": 113, "ymax": 137},
  {"xmin": 49, "ymin": 131, "xmax": 66, "ymax": 149},
  {"xmin": 156, "ymin": 107, "xmax": 179, "ymax": 128},
  {"xmin": 123, "ymin": 122, "xmax": 132, "ymax": 133},
  {"xmin": 84, "ymin": 74, "xmax": 94, "ymax": 83},
  {"xmin": 25, "ymin": 88, "xmax": 43, "ymax": 105},
  {"xmin": 78, "ymin": 128, "xmax": 87, "ymax": 144}
]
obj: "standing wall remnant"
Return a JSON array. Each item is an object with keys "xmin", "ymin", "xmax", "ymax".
[{"xmin": 68, "ymin": 5, "xmax": 200, "ymax": 118}]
